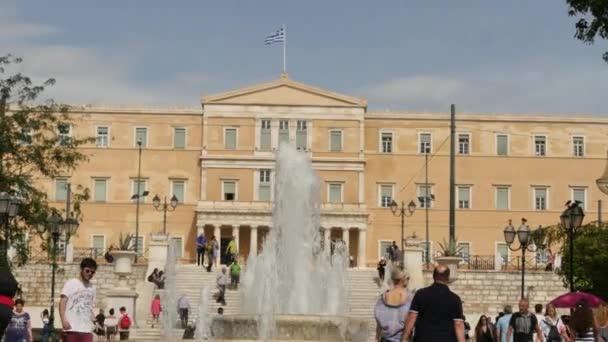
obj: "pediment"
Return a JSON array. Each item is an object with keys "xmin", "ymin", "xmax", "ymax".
[{"xmin": 203, "ymin": 74, "xmax": 366, "ymax": 108}]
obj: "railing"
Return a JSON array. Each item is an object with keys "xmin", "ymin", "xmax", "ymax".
[
  {"xmin": 460, "ymin": 255, "xmax": 548, "ymax": 271},
  {"xmin": 197, "ymin": 200, "xmax": 367, "ymax": 212}
]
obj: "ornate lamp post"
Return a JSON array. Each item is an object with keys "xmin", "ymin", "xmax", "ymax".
[
  {"xmin": 559, "ymin": 201, "xmax": 585, "ymax": 293},
  {"xmin": 152, "ymin": 194, "xmax": 178, "ymax": 234},
  {"xmin": 35, "ymin": 211, "xmax": 79, "ymax": 336},
  {"xmin": 504, "ymin": 218, "xmax": 536, "ymax": 299},
  {"xmin": 390, "ymin": 199, "xmax": 416, "ymax": 261}
]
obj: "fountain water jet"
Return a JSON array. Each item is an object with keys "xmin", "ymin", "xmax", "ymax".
[{"xmin": 162, "ymin": 243, "xmax": 178, "ymax": 339}]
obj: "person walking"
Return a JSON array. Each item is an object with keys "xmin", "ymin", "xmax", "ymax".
[
  {"xmin": 506, "ymin": 298, "xmax": 544, "ymax": 342},
  {"xmin": 205, "ymin": 237, "xmax": 216, "ymax": 272},
  {"xmin": 216, "ymin": 268, "xmax": 228, "ymax": 306},
  {"xmin": 596, "ymin": 303, "xmax": 608, "ymax": 342},
  {"xmin": 150, "ymin": 294, "xmax": 161, "ymax": 328},
  {"xmin": 177, "ymin": 294, "xmax": 190, "ymax": 329},
  {"xmin": 226, "ymin": 236, "xmax": 237, "ymax": 263},
  {"xmin": 94, "ymin": 309, "xmax": 105, "ymax": 340},
  {"xmin": 404, "ymin": 265, "xmax": 465, "ymax": 342},
  {"xmin": 118, "ymin": 307, "xmax": 131, "ymax": 341},
  {"xmin": 377, "ymin": 257, "xmax": 387, "ymax": 282},
  {"xmin": 534, "ymin": 304, "xmax": 545, "ymax": 342},
  {"xmin": 569, "ymin": 300, "xmax": 598, "ymax": 341},
  {"xmin": 4, "ymin": 299, "xmax": 32, "ymax": 342},
  {"xmin": 196, "ymin": 233, "xmax": 207, "ymax": 267},
  {"xmin": 540, "ymin": 303, "xmax": 566, "ymax": 342},
  {"xmin": 474, "ymin": 315, "xmax": 495, "ymax": 342},
  {"xmin": 497, "ymin": 305, "xmax": 514, "ymax": 342},
  {"xmin": 40, "ymin": 309, "xmax": 51, "ymax": 342},
  {"xmin": 373, "ymin": 266, "xmax": 412, "ymax": 342},
  {"xmin": 229, "ymin": 259, "xmax": 241, "ymax": 290},
  {"xmin": 59, "ymin": 257, "xmax": 97, "ymax": 342},
  {"xmin": 104, "ymin": 309, "xmax": 118, "ymax": 341}
]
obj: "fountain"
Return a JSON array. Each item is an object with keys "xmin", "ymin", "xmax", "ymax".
[
  {"xmin": 214, "ymin": 144, "xmax": 369, "ymax": 341},
  {"xmin": 162, "ymin": 243, "xmax": 178, "ymax": 339},
  {"xmin": 195, "ymin": 286, "xmax": 211, "ymax": 340}
]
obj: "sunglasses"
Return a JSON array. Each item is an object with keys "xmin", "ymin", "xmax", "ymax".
[{"xmin": 83, "ymin": 268, "xmax": 96, "ymax": 275}]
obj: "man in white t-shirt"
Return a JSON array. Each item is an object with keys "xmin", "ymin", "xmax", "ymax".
[{"xmin": 59, "ymin": 257, "xmax": 97, "ymax": 342}]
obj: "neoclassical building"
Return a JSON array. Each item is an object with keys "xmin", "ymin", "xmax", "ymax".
[{"xmin": 35, "ymin": 74, "xmax": 608, "ymax": 267}]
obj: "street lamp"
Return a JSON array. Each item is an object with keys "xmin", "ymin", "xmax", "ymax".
[
  {"xmin": 152, "ymin": 194, "xmax": 178, "ymax": 234},
  {"xmin": 503, "ymin": 218, "xmax": 536, "ymax": 299},
  {"xmin": 0, "ymin": 192, "xmax": 20, "ymax": 339},
  {"xmin": 390, "ymin": 199, "xmax": 416, "ymax": 260},
  {"xmin": 132, "ymin": 139, "xmax": 147, "ymax": 262},
  {"xmin": 559, "ymin": 201, "xmax": 585, "ymax": 292},
  {"xmin": 35, "ymin": 211, "xmax": 79, "ymax": 338},
  {"xmin": 0, "ymin": 192, "xmax": 20, "ymax": 261}
]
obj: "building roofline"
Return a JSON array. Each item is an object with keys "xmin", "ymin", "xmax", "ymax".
[{"xmin": 366, "ymin": 111, "xmax": 608, "ymax": 124}]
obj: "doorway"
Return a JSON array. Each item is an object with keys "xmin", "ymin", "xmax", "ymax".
[{"xmin": 220, "ymin": 237, "xmax": 232, "ymax": 265}]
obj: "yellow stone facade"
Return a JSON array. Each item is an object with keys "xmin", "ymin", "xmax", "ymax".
[{"xmin": 39, "ymin": 75, "xmax": 608, "ymax": 267}]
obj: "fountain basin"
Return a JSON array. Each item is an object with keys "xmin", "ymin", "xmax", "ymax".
[{"xmin": 210, "ymin": 314, "xmax": 369, "ymax": 341}]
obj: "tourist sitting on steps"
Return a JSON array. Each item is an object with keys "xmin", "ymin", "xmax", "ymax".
[{"xmin": 374, "ymin": 265, "xmax": 412, "ymax": 342}]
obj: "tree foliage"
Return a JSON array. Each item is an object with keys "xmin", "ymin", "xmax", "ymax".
[
  {"xmin": 567, "ymin": 0, "xmax": 608, "ymax": 63},
  {"xmin": 0, "ymin": 54, "xmax": 93, "ymax": 268}
]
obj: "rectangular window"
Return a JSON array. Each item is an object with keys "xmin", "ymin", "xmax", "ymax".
[
  {"xmin": 174, "ymin": 128, "xmax": 186, "ymax": 149},
  {"xmin": 170, "ymin": 237, "xmax": 183, "ymax": 259},
  {"xmin": 420, "ymin": 241, "xmax": 432, "ymax": 263},
  {"xmin": 171, "ymin": 180, "xmax": 185, "ymax": 203},
  {"xmin": 96, "ymin": 126, "xmax": 109, "ymax": 147},
  {"xmin": 58, "ymin": 123, "xmax": 72, "ymax": 146},
  {"xmin": 457, "ymin": 242, "xmax": 471, "ymax": 263},
  {"xmin": 379, "ymin": 241, "xmax": 393, "ymax": 260},
  {"xmin": 379, "ymin": 184, "xmax": 394, "ymax": 207},
  {"xmin": 535, "ymin": 248, "xmax": 549, "ymax": 265},
  {"xmin": 458, "ymin": 134, "xmax": 470, "ymax": 155},
  {"xmin": 496, "ymin": 243, "xmax": 509, "ymax": 266},
  {"xmin": 260, "ymin": 119, "xmax": 271, "ymax": 151},
  {"xmin": 131, "ymin": 236, "xmax": 144, "ymax": 256},
  {"xmin": 573, "ymin": 136, "xmax": 584, "ymax": 157},
  {"xmin": 380, "ymin": 132, "xmax": 393, "ymax": 153},
  {"xmin": 534, "ymin": 135, "xmax": 546, "ymax": 156},
  {"xmin": 222, "ymin": 181, "xmax": 237, "ymax": 201},
  {"xmin": 55, "ymin": 179, "xmax": 68, "ymax": 201},
  {"xmin": 258, "ymin": 170, "xmax": 271, "ymax": 201},
  {"xmin": 296, "ymin": 120, "xmax": 307, "ymax": 150},
  {"xmin": 457, "ymin": 186, "xmax": 471, "ymax": 209},
  {"xmin": 20, "ymin": 128, "xmax": 32, "ymax": 145},
  {"xmin": 328, "ymin": 183, "xmax": 343, "ymax": 203},
  {"xmin": 135, "ymin": 127, "xmax": 147, "ymax": 147},
  {"xmin": 419, "ymin": 133, "xmax": 432, "ymax": 154},
  {"xmin": 417, "ymin": 185, "xmax": 433, "ymax": 209},
  {"xmin": 224, "ymin": 128, "xmax": 237, "ymax": 150},
  {"xmin": 496, "ymin": 134, "xmax": 509, "ymax": 156},
  {"xmin": 92, "ymin": 235, "xmax": 105, "ymax": 258},
  {"xmin": 496, "ymin": 186, "xmax": 510, "ymax": 210},
  {"xmin": 572, "ymin": 187, "xmax": 586, "ymax": 209},
  {"xmin": 329, "ymin": 130, "xmax": 342, "ymax": 152},
  {"xmin": 534, "ymin": 187, "xmax": 548, "ymax": 210},
  {"xmin": 94, "ymin": 179, "xmax": 107, "ymax": 202},
  {"xmin": 132, "ymin": 179, "xmax": 147, "ymax": 203},
  {"xmin": 279, "ymin": 120, "xmax": 290, "ymax": 145}
]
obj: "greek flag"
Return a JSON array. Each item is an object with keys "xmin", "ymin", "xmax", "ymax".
[{"xmin": 265, "ymin": 28, "xmax": 285, "ymax": 45}]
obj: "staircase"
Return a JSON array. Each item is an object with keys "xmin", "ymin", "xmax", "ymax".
[{"xmin": 348, "ymin": 269, "xmax": 381, "ymax": 342}]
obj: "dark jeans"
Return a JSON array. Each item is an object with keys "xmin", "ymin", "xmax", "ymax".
[
  {"xmin": 119, "ymin": 331, "xmax": 130, "ymax": 340},
  {"xmin": 231, "ymin": 274, "xmax": 240, "ymax": 289},
  {"xmin": 378, "ymin": 268, "xmax": 385, "ymax": 281},
  {"xmin": 216, "ymin": 285, "xmax": 226, "ymax": 305},
  {"xmin": 197, "ymin": 248, "xmax": 205, "ymax": 266},
  {"xmin": 206, "ymin": 253, "xmax": 214, "ymax": 272},
  {"xmin": 179, "ymin": 308, "xmax": 189, "ymax": 328}
]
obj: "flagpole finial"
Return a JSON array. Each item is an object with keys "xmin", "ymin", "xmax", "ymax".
[{"xmin": 280, "ymin": 72, "xmax": 289, "ymax": 79}]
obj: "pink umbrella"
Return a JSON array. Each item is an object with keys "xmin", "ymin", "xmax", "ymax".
[{"xmin": 550, "ymin": 292, "xmax": 605, "ymax": 308}]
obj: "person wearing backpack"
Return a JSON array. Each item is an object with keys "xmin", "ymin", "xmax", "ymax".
[
  {"xmin": 118, "ymin": 307, "xmax": 131, "ymax": 340},
  {"xmin": 506, "ymin": 298, "xmax": 544, "ymax": 342},
  {"xmin": 540, "ymin": 303, "xmax": 567, "ymax": 342}
]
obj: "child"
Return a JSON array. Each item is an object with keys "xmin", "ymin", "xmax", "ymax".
[{"xmin": 150, "ymin": 294, "xmax": 161, "ymax": 328}]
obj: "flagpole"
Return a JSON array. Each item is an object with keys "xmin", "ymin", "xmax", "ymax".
[{"xmin": 282, "ymin": 24, "xmax": 287, "ymax": 74}]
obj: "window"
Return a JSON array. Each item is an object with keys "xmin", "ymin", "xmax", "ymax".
[
  {"xmin": 496, "ymin": 243, "xmax": 509, "ymax": 266},
  {"xmin": 380, "ymin": 132, "xmax": 393, "ymax": 153},
  {"xmin": 92, "ymin": 235, "xmax": 105, "ymax": 258},
  {"xmin": 458, "ymin": 134, "xmax": 470, "ymax": 155},
  {"xmin": 58, "ymin": 123, "xmax": 71, "ymax": 146},
  {"xmin": 279, "ymin": 120, "xmax": 290, "ymax": 145},
  {"xmin": 457, "ymin": 242, "xmax": 470, "ymax": 263},
  {"xmin": 496, "ymin": 134, "xmax": 509, "ymax": 156},
  {"xmin": 329, "ymin": 130, "xmax": 342, "ymax": 152},
  {"xmin": 379, "ymin": 240, "xmax": 393, "ymax": 260},
  {"xmin": 417, "ymin": 185, "xmax": 433, "ymax": 209},
  {"xmin": 571, "ymin": 187, "xmax": 586, "ymax": 209},
  {"xmin": 174, "ymin": 128, "xmax": 186, "ymax": 149},
  {"xmin": 260, "ymin": 120, "xmax": 271, "ymax": 151},
  {"xmin": 534, "ymin": 187, "xmax": 548, "ymax": 210},
  {"xmin": 296, "ymin": 120, "xmax": 307, "ymax": 150},
  {"xmin": 96, "ymin": 126, "xmax": 109, "ymax": 147},
  {"xmin": 535, "ymin": 247, "xmax": 549, "ymax": 265},
  {"xmin": 132, "ymin": 179, "xmax": 147, "ymax": 203},
  {"xmin": 222, "ymin": 181, "xmax": 237, "ymax": 201},
  {"xmin": 457, "ymin": 186, "xmax": 471, "ymax": 209},
  {"xmin": 328, "ymin": 183, "xmax": 343, "ymax": 203},
  {"xmin": 495, "ymin": 186, "xmax": 510, "ymax": 210},
  {"xmin": 258, "ymin": 170, "xmax": 271, "ymax": 201},
  {"xmin": 20, "ymin": 128, "xmax": 32, "ymax": 145},
  {"xmin": 224, "ymin": 128, "xmax": 237, "ymax": 150},
  {"xmin": 379, "ymin": 184, "xmax": 394, "ymax": 207},
  {"xmin": 171, "ymin": 180, "xmax": 185, "ymax": 203},
  {"xmin": 572, "ymin": 136, "xmax": 585, "ymax": 157},
  {"xmin": 94, "ymin": 179, "xmax": 107, "ymax": 202},
  {"xmin": 131, "ymin": 236, "xmax": 144, "ymax": 256},
  {"xmin": 419, "ymin": 133, "xmax": 432, "ymax": 154},
  {"xmin": 534, "ymin": 135, "xmax": 546, "ymax": 156},
  {"xmin": 135, "ymin": 127, "xmax": 147, "ymax": 147},
  {"xmin": 170, "ymin": 237, "xmax": 183, "ymax": 259},
  {"xmin": 420, "ymin": 241, "xmax": 432, "ymax": 263},
  {"xmin": 55, "ymin": 179, "xmax": 68, "ymax": 201}
]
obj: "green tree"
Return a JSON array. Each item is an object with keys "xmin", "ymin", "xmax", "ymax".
[
  {"xmin": 567, "ymin": 0, "xmax": 608, "ymax": 63},
  {"xmin": 0, "ymin": 54, "xmax": 92, "ymax": 268}
]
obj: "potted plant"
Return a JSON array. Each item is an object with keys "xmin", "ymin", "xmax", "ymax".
[
  {"xmin": 112, "ymin": 233, "xmax": 137, "ymax": 275},
  {"xmin": 435, "ymin": 239, "xmax": 463, "ymax": 281}
]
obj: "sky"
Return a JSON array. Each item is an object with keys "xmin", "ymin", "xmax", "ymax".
[{"xmin": 1, "ymin": 1, "xmax": 607, "ymax": 115}]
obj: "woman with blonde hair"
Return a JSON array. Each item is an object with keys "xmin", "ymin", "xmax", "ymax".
[
  {"xmin": 540, "ymin": 303, "xmax": 567, "ymax": 342},
  {"xmin": 374, "ymin": 264, "xmax": 413, "ymax": 342},
  {"xmin": 596, "ymin": 303, "xmax": 608, "ymax": 342}
]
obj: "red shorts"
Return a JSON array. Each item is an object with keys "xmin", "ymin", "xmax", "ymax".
[{"xmin": 62, "ymin": 332, "xmax": 93, "ymax": 342}]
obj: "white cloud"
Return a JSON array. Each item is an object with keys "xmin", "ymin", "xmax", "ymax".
[{"xmin": 0, "ymin": 22, "xmax": 61, "ymax": 39}]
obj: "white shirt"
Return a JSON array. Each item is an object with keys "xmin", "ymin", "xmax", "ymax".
[
  {"xmin": 540, "ymin": 316, "xmax": 565, "ymax": 342},
  {"xmin": 61, "ymin": 278, "xmax": 96, "ymax": 333}
]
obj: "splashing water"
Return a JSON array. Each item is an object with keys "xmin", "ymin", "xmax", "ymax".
[
  {"xmin": 194, "ymin": 286, "xmax": 210, "ymax": 340},
  {"xmin": 241, "ymin": 144, "xmax": 350, "ymax": 339},
  {"xmin": 162, "ymin": 243, "xmax": 178, "ymax": 339}
]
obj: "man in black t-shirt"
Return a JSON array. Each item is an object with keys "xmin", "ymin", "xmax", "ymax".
[
  {"xmin": 507, "ymin": 298, "xmax": 544, "ymax": 342},
  {"xmin": 404, "ymin": 265, "xmax": 465, "ymax": 342}
]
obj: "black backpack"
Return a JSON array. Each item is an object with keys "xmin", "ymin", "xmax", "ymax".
[{"xmin": 544, "ymin": 319, "xmax": 561, "ymax": 341}]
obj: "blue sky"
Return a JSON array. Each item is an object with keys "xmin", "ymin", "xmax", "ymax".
[{"xmin": 1, "ymin": 1, "xmax": 607, "ymax": 114}]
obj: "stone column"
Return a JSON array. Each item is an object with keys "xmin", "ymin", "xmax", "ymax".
[
  {"xmin": 342, "ymin": 228, "xmax": 350, "ymax": 256},
  {"xmin": 358, "ymin": 228, "xmax": 367, "ymax": 268},
  {"xmin": 232, "ymin": 225, "xmax": 240, "ymax": 255},
  {"xmin": 324, "ymin": 228, "xmax": 331, "ymax": 252},
  {"xmin": 214, "ymin": 225, "xmax": 221, "ymax": 265},
  {"xmin": 250, "ymin": 226, "xmax": 258, "ymax": 255}
]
